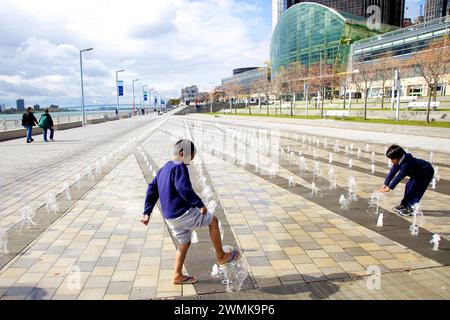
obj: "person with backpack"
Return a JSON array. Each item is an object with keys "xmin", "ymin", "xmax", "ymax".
[
  {"xmin": 21, "ymin": 107, "xmax": 38, "ymax": 143},
  {"xmin": 38, "ymin": 109, "xmax": 55, "ymax": 142}
]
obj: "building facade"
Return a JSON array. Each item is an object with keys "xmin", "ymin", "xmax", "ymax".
[
  {"xmin": 272, "ymin": 0, "xmax": 405, "ymax": 29},
  {"xmin": 270, "ymin": 2, "xmax": 391, "ymax": 76},
  {"xmin": 180, "ymin": 85, "xmax": 199, "ymax": 103},
  {"xmin": 352, "ymin": 16, "xmax": 449, "ymax": 65},
  {"xmin": 425, "ymin": 0, "xmax": 449, "ymax": 21},
  {"xmin": 16, "ymin": 99, "xmax": 25, "ymax": 112},
  {"xmin": 351, "ymin": 16, "xmax": 450, "ymax": 98},
  {"xmin": 221, "ymin": 67, "xmax": 268, "ymax": 92}
]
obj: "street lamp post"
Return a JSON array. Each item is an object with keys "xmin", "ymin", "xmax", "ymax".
[
  {"xmin": 132, "ymin": 79, "xmax": 139, "ymax": 117},
  {"xmin": 116, "ymin": 69, "xmax": 125, "ymax": 115},
  {"xmin": 79, "ymin": 48, "xmax": 93, "ymax": 126},
  {"xmin": 142, "ymin": 85, "xmax": 148, "ymax": 115}
]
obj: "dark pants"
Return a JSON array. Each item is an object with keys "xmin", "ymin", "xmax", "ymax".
[
  {"xmin": 43, "ymin": 128, "xmax": 54, "ymax": 141},
  {"xmin": 401, "ymin": 168, "xmax": 434, "ymax": 208},
  {"xmin": 25, "ymin": 125, "xmax": 33, "ymax": 142}
]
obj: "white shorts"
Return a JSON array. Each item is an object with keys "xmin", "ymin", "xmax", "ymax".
[{"xmin": 165, "ymin": 207, "xmax": 214, "ymax": 245}]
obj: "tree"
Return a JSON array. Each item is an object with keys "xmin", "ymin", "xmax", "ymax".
[
  {"xmin": 223, "ymin": 81, "xmax": 241, "ymax": 114},
  {"xmin": 373, "ymin": 54, "xmax": 396, "ymax": 109},
  {"xmin": 241, "ymin": 85, "xmax": 253, "ymax": 115},
  {"xmin": 282, "ymin": 62, "xmax": 306, "ymax": 116},
  {"xmin": 351, "ymin": 61, "xmax": 378, "ymax": 120},
  {"xmin": 405, "ymin": 37, "xmax": 449, "ymax": 123},
  {"xmin": 309, "ymin": 63, "xmax": 334, "ymax": 118},
  {"xmin": 252, "ymin": 75, "xmax": 272, "ymax": 115},
  {"xmin": 272, "ymin": 67, "xmax": 285, "ymax": 115}
]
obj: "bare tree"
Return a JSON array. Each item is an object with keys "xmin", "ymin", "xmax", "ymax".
[
  {"xmin": 253, "ymin": 76, "xmax": 272, "ymax": 115},
  {"xmin": 405, "ymin": 37, "xmax": 449, "ymax": 123},
  {"xmin": 223, "ymin": 81, "xmax": 241, "ymax": 114},
  {"xmin": 309, "ymin": 63, "xmax": 334, "ymax": 118},
  {"xmin": 351, "ymin": 61, "xmax": 378, "ymax": 120},
  {"xmin": 272, "ymin": 67, "xmax": 286, "ymax": 115},
  {"xmin": 373, "ymin": 54, "xmax": 396, "ymax": 109}
]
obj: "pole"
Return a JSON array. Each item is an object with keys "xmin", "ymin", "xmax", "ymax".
[
  {"xmin": 116, "ymin": 71, "xmax": 119, "ymax": 114},
  {"xmin": 395, "ymin": 69, "xmax": 401, "ymax": 121},
  {"xmin": 80, "ymin": 51, "xmax": 86, "ymax": 126},
  {"xmin": 115, "ymin": 69, "xmax": 125, "ymax": 116},
  {"xmin": 305, "ymin": 82, "xmax": 309, "ymax": 117},
  {"xmin": 132, "ymin": 81, "xmax": 135, "ymax": 117},
  {"xmin": 79, "ymin": 48, "xmax": 93, "ymax": 126}
]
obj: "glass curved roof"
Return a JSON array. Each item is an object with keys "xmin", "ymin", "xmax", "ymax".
[{"xmin": 270, "ymin": 2, "xmax": 387, "ymax": 76}]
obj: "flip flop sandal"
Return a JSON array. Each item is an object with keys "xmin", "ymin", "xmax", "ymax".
[
  {"xmin": 174, "ymin": 276, "xmax": 198, "ymax": 285},
  {"xmin": 219, "ymin": 249, "xmax": 242, "ymax": 267}
]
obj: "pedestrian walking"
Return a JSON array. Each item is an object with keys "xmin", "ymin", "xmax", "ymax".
[
  {"xmin": 21, "ymin": 107, "xmax": 38, "ymax": 143},
  {"xmin": 38, "ymin": 109, "xmax": 55, "ymax": 142}
]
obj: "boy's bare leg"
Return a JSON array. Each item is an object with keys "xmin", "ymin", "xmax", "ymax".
[
  {"xmin": 209, "ymin": 216, "xmax": 237, "ymax": 265},
  {"xmin": 173, "ymin": 241, "xmax": 192, "ymax": 283}
]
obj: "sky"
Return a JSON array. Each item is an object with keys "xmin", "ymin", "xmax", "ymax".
[
  {"xmin": 0, "ymin": 0, "xmax": 420, "ymax": 108},
  {"xmin": 0, "ymin": 0, "xmax": 272, "ymax": 108}
]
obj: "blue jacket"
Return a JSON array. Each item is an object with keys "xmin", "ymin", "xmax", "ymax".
[
  {"xmin": 384, "ymin": 153, "xmax": 433, "ymax": 190},
  {"xmin": 143, "ymin": 160, "xmax": 204, "ymax": 219}
]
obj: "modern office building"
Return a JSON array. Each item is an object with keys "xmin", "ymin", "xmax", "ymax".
[
  {"xmin": 16, "ymin": 99, "xmax": 25, "ymax": 111},
  {"xmin": 270, "ymin": 2, "xmax": 393, "ymax": 76},
  {"xmin": 425, "ymin": 0, "xmax": 449, "ymax": 21},
  {"xmin": 352, "ymin": 15, "xmax": 449, "ymax": 65},
  {"xmin": 272, "ymin": 0, "xmax": 405, "ymax": 29},
  {"xmin": 221, "ymin": 67, "xmax": 268, "ymax": 92},
  {"xmin": 351, "ymin": 16, "xmax": 450, "ymax": 97},
  {"xmin": 0, "ymin": 104, "xmax": 5, "ymax": 112},
  {"xmin": 180, "ymin": 85, "xmax": 199, "ymax": 103}
]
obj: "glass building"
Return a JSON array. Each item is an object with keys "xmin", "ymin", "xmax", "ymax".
[
  {"xmin": 270, "ymin": 2, "xmax": 393, "ymax": 76},
  {"xmin": 352, "ymin": 15, "xmax": 450, "ymax": 65},
  {"xmin": 221, "ymin": 67, "xmax": 268, "ymax": 92},
  {"xmin": 290, "ymin": 1, "xmax": 405, "ymax": 27}
]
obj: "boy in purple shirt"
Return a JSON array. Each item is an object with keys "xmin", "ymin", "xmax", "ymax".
[{"xmin": 141, "ymin": 139, "xmax": 241, "ymax": 285}]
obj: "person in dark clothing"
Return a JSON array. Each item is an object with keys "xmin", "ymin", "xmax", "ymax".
[
  {"xmin": 115, "ymin": 108, "xmax": 119, "ymax": 117},
  {"xmin": 38, "ymin": 109, "xmax": 55, "ymax": 142},
  {"xmin": 141, "ymin": 139, "xmax": 241, "ymax": 285},
  {"xmin": 380, "ymin": 144, "xmax": 434, "ymax": 216},
  {"xmin": 21, "ymin": 107, "xmax": 38, "ymax": 143}
]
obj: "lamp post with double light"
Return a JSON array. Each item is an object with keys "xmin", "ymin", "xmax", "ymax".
[{"xmin": 79, "ymin": 48, "xmax": 93, "ymax": 125}]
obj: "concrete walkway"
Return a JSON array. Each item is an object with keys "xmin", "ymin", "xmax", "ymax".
[{"xmin": 0, "ymin": 113, "xmax": 448, "ymax": 300}]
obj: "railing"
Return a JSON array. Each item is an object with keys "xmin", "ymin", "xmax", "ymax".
[{"xmin": 0, "ymin": 111, "xmax": 126, "ymax": 131}]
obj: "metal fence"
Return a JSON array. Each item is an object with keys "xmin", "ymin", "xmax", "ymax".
[{"xmin": 0, "ymin": 111, "xmax": 122, "ymax": 131}]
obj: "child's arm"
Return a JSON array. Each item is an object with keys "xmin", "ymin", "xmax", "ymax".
[
  {"xmin": 142, "ymin": 175, "xmax": 159, "ymax": 220},
  {"xmin": 384, "ymin": 165, "xmax": 399, "ymax": 188},
  {"xmin": 388, "ymin": 164, "xmax": 411, "ymax": 190},
  {"xmin": 173, "ymin": 165, "xmax": 204, "ymax": 209}
]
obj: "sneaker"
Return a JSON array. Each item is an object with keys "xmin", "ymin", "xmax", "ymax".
[
  {"xmin": 393, "ymin": 204, "xmax": 405, "ymax": 213},
  {"xmin": 398, "ymin": 207, "xmax": 414, "ymax": 217},
  {"xmin": 30, "ymin": 138, "xmax": 34, "ymax": 142}
]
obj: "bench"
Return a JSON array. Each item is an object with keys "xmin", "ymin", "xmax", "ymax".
[
  {"xmin": 324, "ymin": 110, "xmax": 350, "ymax": 119},
  {"xmin": 406, "ymin": 101, "xmax": 440, "ymax": 110}
]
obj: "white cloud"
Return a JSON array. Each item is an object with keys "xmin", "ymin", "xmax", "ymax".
[{"xmin": 0, "ymin": 0, "xmax": 271, "ymax": 107}]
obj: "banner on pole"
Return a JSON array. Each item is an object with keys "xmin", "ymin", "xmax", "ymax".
[
  {"xmin": 144, "ymin": 90, "xmax": 148, "ymax": 101},
  {"xmin": 118, "ymin": 81, "xmax": 124, "ymax": 96}
]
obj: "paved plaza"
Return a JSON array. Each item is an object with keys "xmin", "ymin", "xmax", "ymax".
[{"xmin": 0, "ymin": 113, "xmax": 449, "ymax": 300}]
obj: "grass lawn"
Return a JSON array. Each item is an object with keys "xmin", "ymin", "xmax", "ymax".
[{"xmin": 208, "ymin": 112, "xmax": 450, "ymax": 128}]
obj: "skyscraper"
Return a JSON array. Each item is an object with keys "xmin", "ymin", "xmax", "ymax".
[
  {"xmin": 424, "ymin": 0, "xmax": 449, "ymax": 21},
  {"xmin": 272, "ymin": 0, "xmax": 405, "ymax": 29},
  {"xmin": 16, "ymin": 99, "xmax": 25, "ymax": 112}
]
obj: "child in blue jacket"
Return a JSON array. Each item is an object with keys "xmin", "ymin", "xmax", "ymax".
[
  {"xmin": 141, "ymin": 139, "xmax": 241, "ymax": 285},
  {"xmin": 380, "ymin": 144, "xmax": 434, "ymax": 216}
]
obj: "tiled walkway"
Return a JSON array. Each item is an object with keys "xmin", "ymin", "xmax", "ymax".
[{"xmin": 1, "ymin": 115, "xmax": 449, "ymax": 299}]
